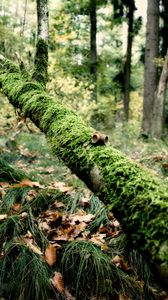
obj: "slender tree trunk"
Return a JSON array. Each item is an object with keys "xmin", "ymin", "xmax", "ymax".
[
  {"xmin": 141, "ymin": 0, "xmax": 159, "ymax": 137},
  {"xmin": 1, "ymin": 55, "xmax": 168, "ymax": 289},
  {"xmin": 160, "ymin": 0, "xmax": 168, "ymax": 57},
  {"xmin": 123, "ymin": 1, "xmax": 135, "ymax": 121},
  {"xmin": 36, "ymin": 0, "xmax": 48, "ymax": 41},
  {"xmin": 31, "ymin": 0, "xmax": 48, "ymax": 86},
  {"xmin": 90, "ymin": 0, "xmax": 97, "ymax": 102},
  {"xmin": 151, "ymin": 49, "xmax": 168, "ymax": 138}
]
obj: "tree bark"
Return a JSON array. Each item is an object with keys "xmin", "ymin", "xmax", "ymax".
[
  {"xmin": 151, "ymin": 49, "xmax": 168, "ymax": 138},
  {"xmin": 141, "ymin": 0, "xmax": 159, "ymax": 137},
  {"xmin": 123, "ymin": 0, "xmax": 135, "ymax": 121},
  {"xmin": 1, "ymin": 55, "xmax": 168, "ymax": 288},
  {"xmin": 90, "ymin": 0, "xmax": 97, "ymax": 102},
  {"xmin": 31, "ymin": 0, "xmax": 48, "ymax": 86}
]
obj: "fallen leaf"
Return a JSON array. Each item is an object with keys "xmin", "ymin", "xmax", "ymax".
[
  {"xmin": 0, "ymin": 182, "xmax": 9, "ymax": 188},
  {"xmin": 54, "ymin": 201, "xmax": 65, "ymax": 208},
  {"xmin": 43, "ymin": 210, "xmax": 62, "ymax": 226},
  {"xmin": 101, "ymin": 244, "xmax": 109, "ymax": 251},
  {"xmin": 44, "ymin": 244, "xmax": 57, "ymax": 266},
  {"xmin": 112, "ymin": 255, "xmax": 130, "ymax": 271},
  {"xmin": 51, "ymin": 271, "xmax": 65, "ymax": 292},
  {"xmin": 0, "ymin": 214, "xmax": 8, "ymax": 221},
  {"xmin": 38, "ymin": 220, "xmax": 50, "ymax": 232},
  {"xmin": 51, "ymin": 181, "xmax": 72, "ymax": 193},
  {"xmin": 20, "ymin": 212, "xmax": 28, "ymax": 218},
  {"xmin": 45, "ymin": 166, "xmax": 55, "ymax": 173},
  {"xmin": 64, "ymin": 287, "xmax": 76, "ymax": 300},
  {"xmin": 21, "ymin": 232, "xmax": 42, "ymax": 255},
  {"xmin": 11, "ymin": 178, "xmax": 43, "ymax": 188},
  {"xmin": 70, "ymin": 213, "xmax": 95, "ymax": 225},
  {"xmin": 12, "ymin": 203, "xmax": 22, "ymax": 212},
  {"xmin": 80, "ymin": 197, "xmax": 90, "ymax": 208},
  {"xmin": 26, "ymin": 189, "xmax": 37, "ymax": 201},
  {"xmin": 90, "ymin": 234, "xmax": 106, "ymax": 246}
]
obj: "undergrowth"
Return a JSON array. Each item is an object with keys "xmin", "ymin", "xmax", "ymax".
[{"xmin": 1, "ymin": 97, "xmax": 168, "ymax": 299}]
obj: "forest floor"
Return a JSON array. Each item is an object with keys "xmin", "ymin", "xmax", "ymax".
[{"xmin": 1, "ymin": 93, "xmax": 168, "ymax": 300}]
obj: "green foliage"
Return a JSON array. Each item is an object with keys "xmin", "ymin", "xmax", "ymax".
[
  {"xmin": 61, "ymin": 240, "xmax": 144, "ymax": 299},
  {"xmin": 0, "ymin": 244, "xmax": 53, "ymax": 300},
  {"xmin": 0, "ymin": 158, "xmax": 25, "ymax": 183}
]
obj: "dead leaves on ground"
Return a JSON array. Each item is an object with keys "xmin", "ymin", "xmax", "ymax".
[
  {"xmin": 51, "ymin": 272, "xmax": 75, "ymax": 299},
  {"xmin": 44, "ymin": 243, "xmax": 57, "ymax": 266},
  {"xmin": 51, "ymin": 271, "xmax": 65, "ymax": 292}
]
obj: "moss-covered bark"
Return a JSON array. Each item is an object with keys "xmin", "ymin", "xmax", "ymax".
[{"xmin": 1, "ymin": 58, "xmax": 168, "ymax": 288}]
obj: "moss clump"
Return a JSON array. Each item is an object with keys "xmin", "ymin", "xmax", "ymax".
[{"xmin": 31, "ymin": 39, "xmax": 48, "ymax": 86}]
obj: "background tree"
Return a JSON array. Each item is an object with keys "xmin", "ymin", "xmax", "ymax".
[
  {"xmin": 141, "ymin": 0, "xmax": 159, "ymax": 138},
  {"xmin": 151, "ymin": 49, "xmax": 168, "ymax": 138},
  {"xmin": 111, "ymin": 0, "xmax": 141, "ymax": 121},
  {"xmin": 90, "ymin": 0, "xmax": 97, "ymax": 102}
]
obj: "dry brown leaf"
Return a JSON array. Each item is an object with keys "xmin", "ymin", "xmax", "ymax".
[
  {"xmin": 44, "ymin": 244, "xmax": 57, "ymax": 266},
  {"xmin": 54, "ymin": 200, "xmax": 65, "ymax": 208},
  {"xmin": 0, "ymin": 182, "xmax": 9, "ymax": 188},
  {"xmin": 12, "ymin": 203, "xmax": 22, "ymax": 212},
  {"xmin": 51, "ymin": 181, "xmax": 72, "ymax": 193},
  {"xmin": 20, "ymin": 212, "xmax": 28, "ymax": 218},
  {"xmin": 90, "ymin": 234, "xmax": 106, "ymax": 246},
  {"xmin": 21, "ymin": 232, "xmax": 42, "ymax": 255},
  {"xmin": 52, "ymin": 235, "xmax": 71, "ymax": 242},
  {"xmin": 26, "ymin": 189, "xmax": 37, "ymax": 201},
  {"xmin": 64, "ymin": 287, "xmax": 76, "ymax": 300},
  {"xmin": 112, "ymin": 255, "xmax": 130, "ymax": 271},
  {"xmin": 51, "ymin": 271, "xmax": 65, "ymax": 292},
  {"xmin": 38, "ymin": 220, "xmax": 50, "ymax": 232},
  {"xmin": 43, "ymin": 210, "xmax": 62, "ymax": 226},
  {"xmin": 11, "ymin": 178, "xmax": 43, "ymax": 188},
  {"xmin": 70, "ymin": 213, "xmax": 95, "ymax": 225},
  {"xmin": 0, "ymin": 214, "xmax": 8, "ymax": 221},
  {"xmin": 45, "ymin": 166, "xmax": 55, "ymax": 173},
  {"xmin": 75, "ymin": 221, "xmax": 87, "ymax": 232},
  {"xmin": 80, "ymin": 197, "xmax": 90, "ymax": 208}
]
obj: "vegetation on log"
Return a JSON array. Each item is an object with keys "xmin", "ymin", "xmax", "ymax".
[{"xmin": 0, "ymin": 54, "xmax": 168, "ymax": 288}]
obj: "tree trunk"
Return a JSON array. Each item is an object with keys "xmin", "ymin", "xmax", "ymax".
[
  {"xmin": 90, "ymin": 0, "xmax": 97, "ymax": 102},
  {"xmin": 141, "ymin": 0, "xmax": 159, "ymax": 137},
  {"xmin": 31, "ymin": 0, "xmax": 48, "ymax": 86},
  {"xmin": 123, "ymin": 0, "xmax": 135, "ymax": 121},
  {"xmin": 1, "ymin": 55, "xmax": 168, "ymax": 289},
  {"xmin": 160, "ymin": 0, "xmax": 168, "ymax": 57},
  {"xmin": 151, "ymin": 49, "xmax": 168, "ymax": 138}
]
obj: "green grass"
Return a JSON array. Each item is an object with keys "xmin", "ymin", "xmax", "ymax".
[{"xmin": 60, "ymin": 240, "xmax": 144, "ymax": 300}]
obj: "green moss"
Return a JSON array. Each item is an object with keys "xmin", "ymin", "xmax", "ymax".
[{"xmin": 31, "ymin": 39, "xmax": 48, "ymax": 86}]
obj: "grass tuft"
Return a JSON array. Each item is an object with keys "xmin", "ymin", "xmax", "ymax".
[{"xmin": 60, "ymin": 240, "xmax": 144, "ymax": 300}]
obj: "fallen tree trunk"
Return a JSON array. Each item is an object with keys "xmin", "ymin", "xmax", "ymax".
[{"xmin": 1, "ymin": 55, "xmax": 168, "ymax": 288}]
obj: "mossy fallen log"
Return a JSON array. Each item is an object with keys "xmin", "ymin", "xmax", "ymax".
[{"xmin": 0, "ymin": 56, "xmax": 168, "ymax": 288}]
